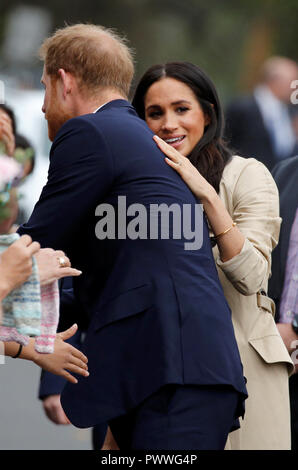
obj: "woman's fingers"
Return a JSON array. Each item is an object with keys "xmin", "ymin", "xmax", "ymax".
[
  {"xmin": 55, "ymin": 250, "xmax": 71, "ymax": 267},
  {"xmin": 65, "ymin": 344, "xmax": 89, "ymax": 367},
  {"xmin": 15, "ymin": 234, "xmax": 40, "ymax": 256},
  {"xmin": 33, "ymin": 329, "xmax": 90, "ymax": 384},
  {"xmin": 57, "ymin": 267, "xmax": 82, "ymax": 279},
  {"xmin": 69, "ymin": 345, "xmax": 88, "ymax": 364},
  {"xmin": 65, "ymin": 362, "xmax": 89, "ymax": 377},
  {"xmin": 61, "ymin": 370, "xmax": 79, "ymax": 384},
  {"xmin": 164, "ymin": 156, "xmax": 183, "ymax": 170},
  {"xmin": 61, "ymin": 356, "xmax": 90, "ymax": 384},
  {"xmin": 58, "ymin": 326, "xmax": 88, "ymax": 364},
  {"xmin": 67, "ymin": 353, "xmax": 89, "ymax": 371},
  {"xmin": 58, "ymin": 324, "xmax": 78, "ymax": 341},
  {"xmin": 17, "ymin": 234, "xmax": 33, "ymax": 246},
  {"xmin": 27, "ymin": 241, "xmax": 41, "ymax": 257},
  {"xmin": 153, "ymin": 135, "xmax": 183, "ymax": 163}
]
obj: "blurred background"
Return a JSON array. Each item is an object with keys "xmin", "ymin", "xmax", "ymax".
[{"xmin": 0, "ymin": 0, "xmax": 297, "ymax": 449}]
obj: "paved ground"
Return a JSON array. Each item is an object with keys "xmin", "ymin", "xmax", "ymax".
[{"xmin": 0, "ymin": 355, "xmax": 92, "ymax": 450}]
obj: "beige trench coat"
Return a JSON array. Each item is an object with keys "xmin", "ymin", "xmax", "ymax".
[{"xmin": 212, "ymin": 156, "xmax": 294, "ymax": 450}]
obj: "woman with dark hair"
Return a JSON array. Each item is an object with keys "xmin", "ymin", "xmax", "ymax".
[
  {"xmin": 133, "ymin": 62, "xmax": 230, "ymax": 193},
  {"xmin": 130, "ymin": 62, "xmax": 294, "ymax": 450}
]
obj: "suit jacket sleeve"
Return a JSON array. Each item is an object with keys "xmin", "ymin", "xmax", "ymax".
[
  {"xmin": 216, "ymin": 158, "xmax": 281, "ymax": 295},
  {"xmin": 18, "ymin": 116, "xmax": 114, "ymax": 252}
]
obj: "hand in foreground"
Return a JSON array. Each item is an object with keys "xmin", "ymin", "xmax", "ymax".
[
  {"xmin": 0, "ymin": 110, "xmax": 15, "ymax": 156},
  {"xmin": 35, "ymin": 248, "xmax": 82, "ymax": 285},
  {"xmin": 0, "ymin": 235, "xmax": 40, "ymax": 299},
  {"xmin": 33, "ymin": 324, "xmax": 89, "ymax": 384},
  {"xmin": 43, "ymin": 394, "xmax": 71, "ymax": 425},
  {"xmin": 153, "ymin": 135, "xmax": 215, "ymax": 202}
]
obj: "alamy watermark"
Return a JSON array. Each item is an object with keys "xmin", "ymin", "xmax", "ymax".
[{"xmin": 95, "ymin": 196, "xmax": 204, "ymax": 250}]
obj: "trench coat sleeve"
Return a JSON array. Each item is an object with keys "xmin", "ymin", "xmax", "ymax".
[{"xmin": 216, "ymin": 158, "xmax": 281, "ymax": 295}]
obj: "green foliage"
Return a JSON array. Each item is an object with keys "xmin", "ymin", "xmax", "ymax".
[{"xmin": 0, "ymin": 0, "xmax": 297, "ymax": 101}]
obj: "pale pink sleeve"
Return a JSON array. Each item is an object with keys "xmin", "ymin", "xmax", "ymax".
[
  {"xmin": 35, "ymin": 281, "xmax": 60, "ymax": 354},
  {"xmin": 0, "ymin": 326, "xmax": 29, "ymax": 345}
]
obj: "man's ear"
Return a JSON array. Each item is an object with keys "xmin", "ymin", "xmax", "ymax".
[{"xmin": 57, "ymin": 69, "xmax": 72, "ymax": 100}]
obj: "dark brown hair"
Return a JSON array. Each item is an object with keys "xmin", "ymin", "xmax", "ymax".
[{"xmin": 132, "ymin": 62, "xmax": 232, "ymax": 192}]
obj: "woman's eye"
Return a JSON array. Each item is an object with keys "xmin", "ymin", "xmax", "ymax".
[
  {"xmin": 176, "ymin": 106, "xmax": 189, "ymax": 113},
  {"xmin": 148, "ymin": 111, "xmax": 162, "ymax": 119}
]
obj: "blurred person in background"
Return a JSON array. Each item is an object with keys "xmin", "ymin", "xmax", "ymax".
[
  {"xmin": 0, "ymin": 103, "xmax": 39, "ymax": 228},
  {"xmin": 0, "ymin": 104, "xmax": 16, "ymax": 157},
  {"xmin": 0, "ymin": 186, "xmax": 18, "ymax": 234},
  {"xmin": 225, "ymin": 56, "xmax": 298, "ymax": 171},
  {"xmin": 0, "ymin": 90, "xmax": 93, "ymax": 449},
  {"xmin": 269, "ymin": 155, "xmax": 298, "ymax": 451},
  {"xmin": 0, "ymin": 104, "xmax": 19, "ymax": 234},
  {"xmin": 14, "ymin": 133, "xmax": 36, "ymax": 226},
  {"xmin": 15, "ymin": 134, "xmax": 35, "ymax": 182},
  {"xmin": 290, "ymin": 106, "xmax": 298, "ymax": 156},
  {"xmin": 0, "ymin": 100, "xmax": 89, "ymax": 392}
]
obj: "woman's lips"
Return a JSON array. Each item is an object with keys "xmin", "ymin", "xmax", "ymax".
[{"xmin": 163, "ymin": 135, "xmax": 186, "ymax": 148}]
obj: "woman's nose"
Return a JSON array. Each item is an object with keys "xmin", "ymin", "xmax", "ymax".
[{"xmin": 161, "ymin": 113, "xmax": 178, "ymax": 132}]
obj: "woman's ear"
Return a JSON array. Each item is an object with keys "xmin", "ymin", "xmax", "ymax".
[
  {"xmin": 204, "ymin": 103, "xmax": 214, "ymax": 127},
  {"xmin": 204, "ymin": 112, "xmax": 211, "ymax": 128}
]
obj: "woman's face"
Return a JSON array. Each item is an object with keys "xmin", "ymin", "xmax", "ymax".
[{"xmin": 144, "ymin": 77, "xmax": 209, "ymax": 156}]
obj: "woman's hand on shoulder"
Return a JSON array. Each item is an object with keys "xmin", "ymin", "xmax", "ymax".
[{"xmin": 153, "ymin": 135, "xmax": 216, "ymax": 203}]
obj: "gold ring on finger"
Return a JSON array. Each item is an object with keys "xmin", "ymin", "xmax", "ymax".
[{"xmin": 58, "ymin": 256, "xmax": 67, "ymax": 268}]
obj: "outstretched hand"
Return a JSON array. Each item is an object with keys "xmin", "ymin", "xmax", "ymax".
[{"xmin": 33, "ymin": 324, "xmax": 89, "ymax": 384}]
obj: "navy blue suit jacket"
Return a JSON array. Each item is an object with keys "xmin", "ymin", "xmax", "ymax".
[
  {"xmin": 19, "ymin": 100, "xmax": 247, "ymax": 428},
  {"xmin": 225, "ymin": 95, "xmax": 296, "ymax": 171}
]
